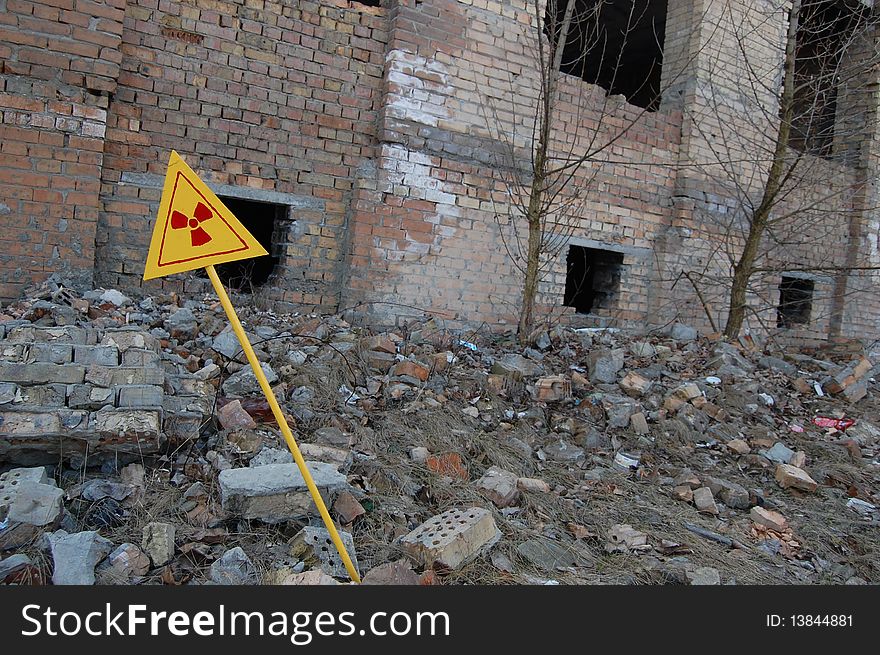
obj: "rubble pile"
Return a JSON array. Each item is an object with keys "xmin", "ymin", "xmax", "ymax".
[{"xmin": 1, "ymin": 280, "xmax": 879, "ymax": 586}]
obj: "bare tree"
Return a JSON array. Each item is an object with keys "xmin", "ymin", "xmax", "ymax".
[
  {"xmin": 481, "ymin": 0, "xmax": 674, "ymax": 343},
  {"xmin": 684, "ymin": 0, "xmax": 880, "ymax": 339}
]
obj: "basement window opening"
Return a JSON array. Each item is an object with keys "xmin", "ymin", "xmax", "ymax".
[
  {"xmin": 197, "ymin": 197, "xmax": 284, "ymax": 291},
  {"xmin": 544, "ymin": 0, "xmax": 667, "ymax": 111},
  {"xmin": 777, "ymin": 276, "xmax": 814, "ymax": 328},
  {"xmin": 563, "ymin": 245, "xmax": 624, "ymax": 314},
  {"xmin": 790, "ymin": 0, "xmax": 868, "ymax": 156}
]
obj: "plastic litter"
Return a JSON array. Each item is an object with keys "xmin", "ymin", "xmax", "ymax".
[{"xmin": 812, "ymin": 416, "xmax": 854, "ymax": 431}]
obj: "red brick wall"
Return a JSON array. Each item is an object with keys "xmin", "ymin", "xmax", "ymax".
[
  {"xmin": 96, "ymin": 0, "xmax": 387, "ymax": 311},
  {"xmin": 0, "ymin": 0, "xmax": 125, "ymax": 300}
]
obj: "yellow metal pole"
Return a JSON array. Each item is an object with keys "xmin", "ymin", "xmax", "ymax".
[{"xmin": 205, "ymin": 264, "xmax": 361, "ymax": 583}]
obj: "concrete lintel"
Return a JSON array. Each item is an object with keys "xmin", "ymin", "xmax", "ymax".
[
  {"xmin": 565, "ymin": 236, "xmax": 652, "ymax": 261},
  {"xmin": 119, "ymin": 172, "xmax": 323, "ymax": 210},
  {"xmin": 777, "ymin": 270, "xmax": 834, "ymax": 285}
]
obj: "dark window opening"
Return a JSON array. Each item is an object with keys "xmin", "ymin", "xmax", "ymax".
[
  {"xmin": 544, "ymin": 0, "xmax": 667, "ymax": 111},
  {"xmin": 777, "ymin": 277, "xmax": 814, "ymax": 328},
  {"xmin": 563, "ymin": 245, "xmax": 624, "ymax": 314},
  {"xmin": 354, "ymin": 0, "xmax": 381, "ymax": 6},
  {"xmin": 790, "ymin": 0, "xmax": 867, "ymax": 156},
  {"xmin": 197, "ymin": 197, "xmax": 283, "ymax": 291}
]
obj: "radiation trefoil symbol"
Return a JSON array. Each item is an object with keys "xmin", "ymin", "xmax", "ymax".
[{"xmin": 171, "ymin": 201, "xmax": 213, "ymax": 247}]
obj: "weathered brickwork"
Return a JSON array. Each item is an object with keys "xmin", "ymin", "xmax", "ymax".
[
  {"xmin": 95, "ymin": 0, "xmax": 387, "ymax": 312},
  {"xmin": 2, "ymin": 0, "xmax": 879, "ymax": 342},
  {"xmin": 0, "ymin": 0, "xmax": 125, "ymax": 299}
]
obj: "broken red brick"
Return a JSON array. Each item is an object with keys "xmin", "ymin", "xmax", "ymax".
[{"xmin": 426, "ymin": 453, "xmax": 468, "ymax": 480}]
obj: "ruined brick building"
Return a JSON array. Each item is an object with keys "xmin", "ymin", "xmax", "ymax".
[{"xmin": 2, "ymin": 0, "xmax": 880, "ymax": 342}]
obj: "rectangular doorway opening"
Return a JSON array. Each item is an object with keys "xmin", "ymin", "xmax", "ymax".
[
  {"xmin": 197, "ymin": 197, "xmax": 284, "ymax": 291},
  {"xmin": 777, "ymin": 276, "xmax": 814, "ymax": 328},
  {"xmin": 563, "ymin": 245, "xmax": 624, "ymax": 314}
]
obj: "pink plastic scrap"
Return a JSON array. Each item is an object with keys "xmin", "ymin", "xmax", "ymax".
[{"xmin": 812, "ymin": 416, "xmax": 855, "ymax": 431}]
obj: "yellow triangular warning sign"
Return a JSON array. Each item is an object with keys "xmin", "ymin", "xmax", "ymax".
[{"xmin": 143, "ymin": 151, "xmax": 269, "ymax": 280}]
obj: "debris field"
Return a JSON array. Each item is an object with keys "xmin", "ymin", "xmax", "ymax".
[{"xmin": 1, "ymin": 279, "xmax": 878, "ymax": 585}]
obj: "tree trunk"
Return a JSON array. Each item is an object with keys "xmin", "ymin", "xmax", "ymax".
[
  {"xmin": 516, "ymin": 0, "xmax": 575, "ymax": 343},
  {"xmin": 722, "ymin": 0, "xmax": 801, "ymax": 339},
  {"xmin": 518, "ymin": 186, "xmax": 544, "ymax": 342}
]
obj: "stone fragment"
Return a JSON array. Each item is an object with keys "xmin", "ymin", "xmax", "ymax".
[
  {"xmin": 142, "ymin": 522, "xmax": 176, "ymax": 566},
  {"xmin": 693, "ymin": 487, "xmax": 718, "ymax": 515},
  {"xmin": 517, "ymin": 477, "xmax": 551, "ymax": 493},
  {"xmin": 587, "ymin": 349, "xmax": 624, "ymax": 383},
  {"xmin": 727, "ymin": 439, "xmax": 751, "ymax": 455},
  {"xmin": 333, "ymin": 490, "xmax": 366, "ymax": 523},
  {"xmin": 672, "ymin": 485, "xmax": 693, "ymax": 502},
  {"xmin": 775, "ymin": 464, "xmax": 818, "ymax": 492},
  {"xmin": 750, "ymin": 506, "xmax": 788, "ymax": 531},
  {"xmin": 47, "ymin": 530, "xmax": 113, "ymax": 585},
  {"xmin": 516, "ymin": 538, "xmax": 578, "ymax": 571},
  {"xmin": 605, "ymin": 524, "xmax": 648, "ymax": 553},
  {"xmin": 222, "ymin": 363, "xmax": 278, "ymax": 396},
  {"xmin": 278, "ymin": 570, "xmax": 339, "ymax": 585},
  {"xmin": 630, "ymin": 412, "xmax": 650, "ymax": 434},
  {"xmin": 217, "ymin": 399, "xmax": 257, "ymax": 430},
  {"xmin": 687, "ymin": 566, "xmax": 721, "ymax": 585},
  {"xmin": 96, "ymin": 543, "xmax": 151, "ymax": 583},
  {"xmin": 210, "ymin": 546, "xmax": 258, "ymax": 585},
  {"xmin": 362, "ymin": 560, "xmax": 420, "ymax": 585},
  {"xmin": 762, "ymin": 442, "xmax": 795, "ymax": 464},
  {"xmin": 619, "ymin": 372, "xmax": 652, "ymax": 397},
  {"xmin": 491, "ymin": 354, "xmax": 543, "ymax": 377},
  {"xmin": 475, "ymin": 466, "xmax": 520, "ymax": 508}
]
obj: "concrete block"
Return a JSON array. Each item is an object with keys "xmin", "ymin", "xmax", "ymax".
[
  {"xmin": 0, "ymin": 410, "xmax": 63, "ymax": 435},
  {"xmin": 116, "ymin": 385, "xmax": 164, "ymax": 409},
  {"xmin": 122, "ymin": 348, "xmax": 161, "ymax": 367},
  {"xmin": 0, "ymin": 382, "xmax": 18, "ymax": 405},
  {"xmin": 68, "ymin": 384, "xmax": 115, "ymax": 409},
  {"xmin": 85, "ymin": 366, "xmax": 164, "ymax": 387},
  {"xmin": 18, "ymin": 384, "xmax": 67, "ymax": 407},
  {"xmin": 7, "ymin": 325, "xmax": 94, "ymax": 344},
  {"xmin": 73, "ymin": 345, "xmax": 119, "ymax": 366},
  {"xmin": 0, "ymin": 343, "xmax": 27, "ymax": 362},
  {"xmin": 219, "ymin": 462, "xmax": 348, "ymax": 523},
  {"xmin": 101, "ymin": 329, "xmax": 160, "ymax": 352},
  {"xmin": 92, "ymin": 407, "xmax": 161, "ymax": 440},
  {"xmin": 289, "ymin": 526, "xmax": 359, "ymax": 579},
  {"xmin": 0, "ymin": 362, "xmax": 85, "ymax": 384},
  {"xmin": 0, "ymin": 466, "xmax": 49, "ymax": 486},
  {"xmin": 163, "ymin": 412, "xmax": 203, "ymax": 443},
  {"xmin": 401, "ymin": 507, "xmax": 500, "ymax": 570},
  {"xmin": 26, "ymin": 342, "xmax": 73, "ymax": 364}
]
